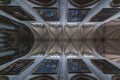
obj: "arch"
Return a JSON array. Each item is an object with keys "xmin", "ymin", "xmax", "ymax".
[
  {"xmin": 111, "ymin": 0, "xmax": 120, "ymax": 7},
  {"xmin": 29, "ymin": 76, "xmax": 55, "ymax": 80},
  {"xmin": 69, "ymin": 0, "xmax": 99, "ymax": 7},
  {"xmin": 70, "ymin": 74, "xmax": 97, "ymax": 80}
]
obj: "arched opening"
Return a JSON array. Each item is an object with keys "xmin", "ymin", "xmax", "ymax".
[
  {"xmin": 69, "ymin": 0, "xmax": 99, "ymax": 7},
  {"xmin": 111, "ymin": 0, "xmax": 120, "ymax": 7},
  {"xmin": 70, "ymin": 74, "xmax": 97, "ymax": 80}
]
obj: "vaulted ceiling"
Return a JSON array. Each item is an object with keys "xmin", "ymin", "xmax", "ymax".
[
  {"xmin": 0, "ymin": 0, "xmax": 120, "ymax": 40},
  {"xmin": 0, "ymin": 0, "xmax": 120, "ymax": 64}
]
